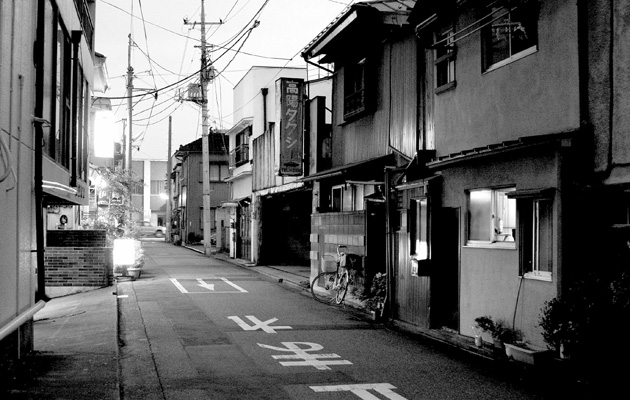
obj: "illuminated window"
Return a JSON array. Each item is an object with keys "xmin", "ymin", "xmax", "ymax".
[
  {"xmin": 468, "ymin": 188, "xmax": 516, "ymax": 247},
  {"xmin": 410, "ymin": 198, "xmax": 429, "ymax": 260}
]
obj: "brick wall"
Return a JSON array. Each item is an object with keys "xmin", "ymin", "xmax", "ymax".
[
  {"xmin": 46, "ymin": 229, "xmax": 108, "ymax": 247},
  {"xmin": 44, "ymin": 230, "xmax": 113, "ymax": 293}
]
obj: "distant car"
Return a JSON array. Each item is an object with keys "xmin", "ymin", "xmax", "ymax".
[{"xmin": 136, "ymin": 221, "xmax": 165, "ymax": 238}]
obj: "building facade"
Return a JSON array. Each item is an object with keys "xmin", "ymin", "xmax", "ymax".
[
  {"xmin": 1, "ymin": 0, "xmax": 98, "ymax": 359},
  {"xmin": 302, "ymin": 0, "xmax": 630, "ymax": 354},
  {"xmin": 172, "ymin": 135, "xmax": 229, "ymax": 245},
  {"xmin": 225, "ymin": 66, "xmax": 310, "ymax": 262}
]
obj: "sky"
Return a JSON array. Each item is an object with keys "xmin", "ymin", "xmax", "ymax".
[{"xmin": 94, "ymin": 0, "xmax": 354, "ymax": 160}]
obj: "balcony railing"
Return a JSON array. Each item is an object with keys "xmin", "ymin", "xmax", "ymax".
[{"xmin": 229, "ymin": 144, "xmax": 249, "ymax": 168}]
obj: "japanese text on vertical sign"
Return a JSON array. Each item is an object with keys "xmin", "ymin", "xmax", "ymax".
[{"xmin": 278, "ymin": 78, "xmax": 303, "ymax": 176}]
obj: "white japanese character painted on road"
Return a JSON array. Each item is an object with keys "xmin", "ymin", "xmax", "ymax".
[
  {"xmin": 310, "ymin": 383, "xmax": 408, "ymax": 399},
  {"xmin": 228, "ymin": 316, "xmax": 292, "ymax": 333},
  {"xmin": 257, "ymin": 342, "xmax": 352, "ymax": 370}
]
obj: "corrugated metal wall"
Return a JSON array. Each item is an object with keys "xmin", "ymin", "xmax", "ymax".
[{"xmin": 389, "ymin": 35, "xmax": 418, "ymax": 159}]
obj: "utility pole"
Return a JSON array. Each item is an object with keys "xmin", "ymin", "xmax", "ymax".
[
  {"xmin": 166, "ymin": 116, "xmax": 172, "ymax": 242},
  {"xmin": 184, "ymin": 0, "xmax": 221, "ymax": 255},
  {"xmin": 126, "ymin": 33, "xmax": 134, "ymax": 171}
]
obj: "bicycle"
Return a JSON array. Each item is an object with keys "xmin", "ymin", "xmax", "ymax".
[{"xmin": 311, "ymin": 245, "xmax": 358, "ymax": 305}]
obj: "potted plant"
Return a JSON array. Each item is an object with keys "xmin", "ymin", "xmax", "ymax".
[
  {"xmin": 475, "ymin": 316, "xmax": 521, "ymax": 345},
  {"xmin": 126, "ymin": 244, "xmax": 144, "ymax": 280},
  {"xmin": 355, "ymin": 273, "xmax": 387, "ymax": 320},
  {"xmin": 539, "ymin": 297, "xmax": 577, "ymax": 359},
  {"xmin": 474, "ymin": 316, "xmax": 522, "ymax": 358}
]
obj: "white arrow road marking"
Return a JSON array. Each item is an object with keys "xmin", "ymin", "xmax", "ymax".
[
  {"xmin": 227, "ymin": 316, "xmax": 292, "ymax": 333},
  {"xmin": 310, "ymin": 383, "xmax": 408, "ymax": 400},
  {"xmin": 169, "ymin": 278, "xmax": 248, "ymax": 293},
  {"xmin": 197, "ymin": 278, "xmax": 215, "ymax": 291},
  {"xmin": 258, "ymin": 342, "xmax": 352, "ymax": 370}
]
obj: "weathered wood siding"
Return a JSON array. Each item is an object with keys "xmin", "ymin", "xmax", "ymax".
[{"xmin": 331, "ymin": 32, "xmax": 419, "ymax": 167}]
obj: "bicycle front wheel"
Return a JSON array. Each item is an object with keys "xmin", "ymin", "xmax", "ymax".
[
  {"xmin": 334, "ymin": 269, "xmax": 349, "ymax": 304},
  {"xmin": 311, "ymin": 272, "xmax": 337, "ymax": 304}
]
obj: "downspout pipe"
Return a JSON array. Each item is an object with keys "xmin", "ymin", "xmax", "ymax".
[
  {"xmin": 34, "ymin": 0, "xmax": 48, "ymax": 302},
  {"xmin": 261, "ymin": 88, "xmax": 268, "ymax": 131},
  {"xmin": 383, "ymin": 165, "xmax": 395, "ymax": 320}
]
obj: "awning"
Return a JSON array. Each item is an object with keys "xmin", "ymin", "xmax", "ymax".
[
  {"xmin": 427, "ymin": 132, "xmax": 576, "ymax": 170},
  {"xmin": 221, "ymin": 196, "xmax": 251, "ymax": 208},
  {"xmin": 507, "ymin": 188, "xmax": 556, "ymax": 199},
  {"xmin": 300, "ymin": 154, "xmax": 395, "ymax": 182},
  {"xmin": 226, "ymin": 117, "xmax": 253, "ymax": 137}
]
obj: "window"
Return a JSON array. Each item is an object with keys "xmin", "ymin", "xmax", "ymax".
[
  {"xmin": 482, "ymin": 2, "xmax": 538, "ymax": 71},
  {"xmin": 38, "ymin": 2, "xmax": 89, "ymax": 177},
  {"xmin": 209, "ymin": 164, "xmax": 228, "ymax": 181},
  {"xmin": 231, "ymin": 128, "xmax": 250, "ymax": 167},
  {"xmin": 132, "ymin": 182, "xmax": 144, "ymax": 195},
  {"xmin": 343, "ymin": 58, "xmax": 370, "ymax": 119},
  {"xmin": 331, "ymin": 185, "xmax": 343, "ymax": 212},
  {"xmin": 435, "ymin": 28, "xmax": 456, "ymax": 90},
  {"xmin": 468, "ymin": 188, "xmax": 516, "ymax": 247},
  {"xmin": 518, "ymin": 197, "xmax": 553, "ymax": 280},
  {"xmin": 410, "ymin": 198, "xmax": 429, "ymax": 260},
  {"xmin": 150, "ymin": 180, "xmax": 166, "ymax": 195},
  {"xmin": 329, "ymin": 184, "xmax": 374, "ymax": 212}
]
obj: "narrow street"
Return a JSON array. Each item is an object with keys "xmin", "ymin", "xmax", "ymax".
[{"xmin": 117, "ymin": 242, "xmax": 567, "ymax": 400}]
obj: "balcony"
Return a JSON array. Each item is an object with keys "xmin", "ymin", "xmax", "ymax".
[{"xmin": 229, "ymin": 144, "xmax": 249, "ymax": 168}]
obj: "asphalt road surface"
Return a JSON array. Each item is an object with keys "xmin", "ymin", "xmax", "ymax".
[{"xmin": 116, "ymin": 242, "xmax": 569, "ymax": 400}]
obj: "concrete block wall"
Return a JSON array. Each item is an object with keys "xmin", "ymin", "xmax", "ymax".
[
  {"xmin": 44, "ymin": 230, "xmax": 113, "ymax": 298},
  {"xmin": 310, "ymin": 211, "xmax": 365, "ymax": 281}
]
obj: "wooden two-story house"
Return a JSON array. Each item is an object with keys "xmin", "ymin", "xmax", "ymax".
[
  {"xmin": 172, "ymin": 134, "xmax": 229, "ymax": 245},
  {"xmin": 302, "ymin": 1, "xmax": 419, "ymax": 292}
]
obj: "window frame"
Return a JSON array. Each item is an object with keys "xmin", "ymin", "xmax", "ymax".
[
  {"xmin": 517, "ymin": 196, "xmax": 553, "ymax": 281},
  {"xmin": 410, "ymin": 197, "xmax": 430, "ymax": 261},
  {"xmin": 481, "ymin": 1, "xmax": 539, "ymax": 73},
  {"xmin": 343, "ymin": 57, "xmax": 371, "ymax": 120},
  {"xmin": 435, "ymin": 28, "xmax": 456, "ymax": 92},
  {"xmin": 466, "ymin": 187, "xmax": 516, "ymax": 248}
]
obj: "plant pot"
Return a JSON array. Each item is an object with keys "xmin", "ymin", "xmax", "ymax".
[
  {"xmin": 474, "ymin": 335, "xmax": 483, "ymax": 347},
  {"xmin": 505, "ymin": 343, "xmax": 551, "ymax": 365},
  {"xmin": 126, "ymin": 267, "xmax": 142, "ymax": 280}
]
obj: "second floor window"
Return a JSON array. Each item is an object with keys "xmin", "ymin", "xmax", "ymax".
[
  {"xmin": 343, "ymin": 58, "xmax": 369, "ymax": 120},
  {"xmin": 435, "ymin": 29, "xmax": 456, "ymax": 90},
  {"xmin": 150, "ymin": 180, "xmax": 166, "ymax": 195},
  {"xmin": 481, "ymin": 2, "xmax": 538, "ymax": 71},
  {"xmin": 231, "ymin": 127, "xmax": 250, "ymax": 168}
]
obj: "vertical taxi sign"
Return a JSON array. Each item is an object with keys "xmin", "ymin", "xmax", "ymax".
[{"xmin": 275, "ymin": 78, "xmax": 304, "ymax": 176}]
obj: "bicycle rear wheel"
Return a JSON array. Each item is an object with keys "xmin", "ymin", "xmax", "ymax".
[
  {"xmin": 334, "ymin": 269, "xmax": 349, "ymax": 304},
  {"xmin": 311, "ymin": 272, "xmax": 337, "ymax": 304}
]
